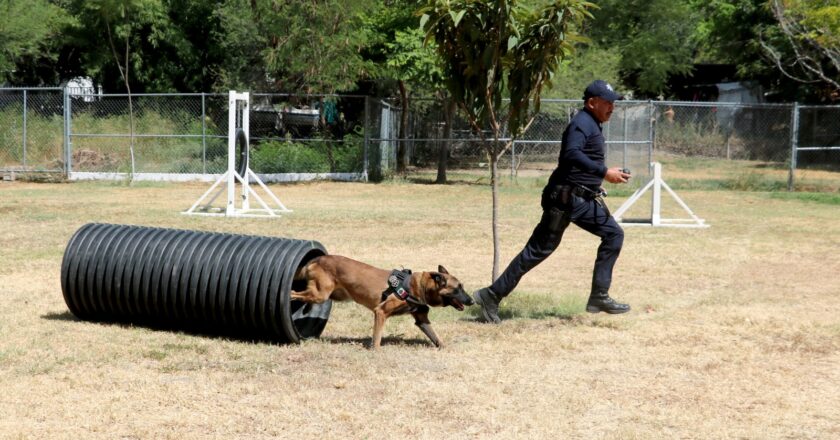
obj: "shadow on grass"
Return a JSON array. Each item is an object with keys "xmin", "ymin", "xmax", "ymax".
[
  {"xmin": 320, "ymin": 335, "xmax": 434, "ymax": 348},
  {"xmin": 404, "ymin": 176, "xmax": 486, "ymax": 186},
  {"xmin": 40, "ymin": 311, "xmax": 295, "ymax": 346},
  {"xmin": 464, "ymin": 304, "xmax": 583, "ymax": 323},
  {"xmin": 42, "ymin": 311, "xmax": 77, "ymax": 321}
]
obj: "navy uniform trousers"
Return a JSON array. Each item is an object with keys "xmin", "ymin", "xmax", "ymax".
[{"xmin": 489, "ymin": 187, "xmax": 624, "ymax": 297}]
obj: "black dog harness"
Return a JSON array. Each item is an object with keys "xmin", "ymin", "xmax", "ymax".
[{"xmin": 381, "ymin": 269, "xmax": 424, "ymax": 307}]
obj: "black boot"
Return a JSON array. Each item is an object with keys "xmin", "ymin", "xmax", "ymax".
[
  {"xmin": 473, "ymin": 287, "xmax": 503, "ymax": 324},
  {"xmin": 586, "ymin": 289, "xmax": 630, "ymax": 314}
]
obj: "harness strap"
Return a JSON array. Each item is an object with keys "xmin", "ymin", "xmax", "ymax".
[{"xmin": 381, "ymin": 269, "xmax": 424, "ymax": 307}]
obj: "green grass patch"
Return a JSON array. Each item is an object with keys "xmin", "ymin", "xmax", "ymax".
[
  {"xmin": 466, "ymin": 291, "xmax": 586, "ymax": 321},
  {"xmin": 767, "ymin": 191, "xmax": 840, "ymax": 205}
]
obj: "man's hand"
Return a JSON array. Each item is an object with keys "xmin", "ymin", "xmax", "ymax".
[{"xmin": 604, "ymin": 167, "xmax": 631, "ymax": 184}]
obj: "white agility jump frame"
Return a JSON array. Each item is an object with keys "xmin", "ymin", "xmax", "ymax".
[
  {"xmin": 613, "ymin": 162, "xmax": 708, "ymax": 228},
  {"xmin": 183, "ymin": 91, "xmax": 292, "ymax": 218}
]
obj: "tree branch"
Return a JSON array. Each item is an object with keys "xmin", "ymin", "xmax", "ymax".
[{"xmin": 766, "ymin": 0, "xmax": 840, "ymax": 92}]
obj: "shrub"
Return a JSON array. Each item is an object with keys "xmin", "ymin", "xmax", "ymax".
[{"xmin": 250, "ymin": 141, "xmax": 330, "ymax": 173}]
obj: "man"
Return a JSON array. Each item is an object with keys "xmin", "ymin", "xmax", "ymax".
[{"xmin": 473, "ymin": 80, "xmax": 632, "ymax": 324}]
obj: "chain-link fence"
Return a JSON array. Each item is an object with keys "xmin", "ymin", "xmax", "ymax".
[
  {"xmin": 795, "ymin": 105, "xmax": 840, "ymax": 186},
  {"xmin": 247, "ymin": 94, "xmax": 367, "ymax": 176},
  {"xmin": 651, "ymin": 101, "xmax": 839, "ymax": 190},
  {"xmin": 373, "ymin": 97, "xmax": 838, "ymax": 190},
  {"xmin": 368, "ymin": 97, "xmax": 654, "ymax": 180},
  {"xmin": 68, "ymin": 93, "xmax": 227, "ymax": 176},
  {"xmin": 0, "ymin": 88, "xmax": 65, "ymax": 174},
  {"xmin": 65, "ymin": 92, "xmax": 368, "ymax": 180},
  {"xmin": 1, "ymin": 88, "xmax": 838, "ymax": 189},
  {"xmin": 653, "ymin": 101, "xmax": 794, "ymax": 163}
]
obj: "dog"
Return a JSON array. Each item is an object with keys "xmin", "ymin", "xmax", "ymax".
[{"xmin": 291, "ymin": 255, "xmax": 474, "ymax": 349}]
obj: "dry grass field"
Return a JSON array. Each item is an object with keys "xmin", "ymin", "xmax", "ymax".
[{"xmin": 1, "ymin": 172, "xmax": 839, "ymax": 439}]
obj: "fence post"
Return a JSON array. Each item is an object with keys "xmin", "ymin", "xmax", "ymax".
[
  {"xmin": 648, "ymin": 101, "xmax": 654, "ymax": 172},
  {"xmin": 63, "ymin": 87, "xmax": 72, "ymax": 177},
  {"xmin": 510, "ymin": 141, "xmax": 516, "ymax": 178},
  {"xmin": 22, "ymin": 90, "xmax": 27, "ymax": 171},
  {"xmin": 201, "ymin": 93, "xmax": 207, "ymax": 174},
  {"xmin": 788, "ymin": 102, "xmax": 800, "ymax": 191},
  {"xmin": 363, "ymin": 96, "xmax": 370, "ymax": 181},
  {"xmin": 622, "ymin": 103, "xmax": 628, "ymax": 170}
]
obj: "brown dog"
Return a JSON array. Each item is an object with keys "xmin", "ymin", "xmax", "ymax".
[{"xmin": 291, "ymin": 255, "xmax": 473, "ymax": 349}]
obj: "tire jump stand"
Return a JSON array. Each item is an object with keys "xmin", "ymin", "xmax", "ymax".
[
  {"xmin": 183, "ymin": 91, "xmax": 292, "ymax": 218},
  {"xmin": 613, "ymin": 162, "xmax": 709, "ymax": 228}
]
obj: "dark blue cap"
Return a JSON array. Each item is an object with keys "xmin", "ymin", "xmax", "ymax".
[{"xmin": 583, "ymin": 80, "xmax": 624, "ymax": 102}]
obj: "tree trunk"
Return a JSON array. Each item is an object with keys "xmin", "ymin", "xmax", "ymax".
[
  {"xmin": 106, "ymin": 19, "xmax": 134, "ymax": 183},
  {"xmin": 490, "ymin": 151, "xmax": 500, "ymax": 281},
  {"xmin": 436, "ymin": 98, "xmax": 455, "ymax": 184},
  {"xmin": 397, "ymin": 80, "xmax": 409, "ymax": 173},
  {"xmin": 125, "ymin": 31, "xmax": 134, "ymax": 182}
]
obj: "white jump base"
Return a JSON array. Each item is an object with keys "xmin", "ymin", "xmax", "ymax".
[{"xmin": 613, "ymin": 162, "xmax": 709, "ymax": 228}]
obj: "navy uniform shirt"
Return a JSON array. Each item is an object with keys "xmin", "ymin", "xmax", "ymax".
[{"xmin": 546, "ymin": 108, "xmax": 608, "ymax": 190}]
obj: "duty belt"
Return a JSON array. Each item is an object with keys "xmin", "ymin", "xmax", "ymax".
[
  {"xmin": 553, "ymin": 184, "xmax": 611, "ymax": 222},
  {"xmin": 551, "ymin": 184, "xmax": 600, "ymax": 201}
]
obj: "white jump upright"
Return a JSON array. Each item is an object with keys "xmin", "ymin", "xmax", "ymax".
[
  {"xmin": 613, "ymin": 162, "xmax": 708, "ymax": 228},
  {"xmin": 183, "ymin": 91, "xmax": 292, "ymax": 218}
]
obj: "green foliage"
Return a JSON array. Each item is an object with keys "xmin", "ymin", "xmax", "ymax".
[
  {"xmin": 385, "ymin": 27, "xmax": 443, "ymax": 88},
  {"xmin": 588, "ymin": 0, "xmax": 698, "ymax": 96},
  {"xmin": 542, "ymin": 45, "xmax": 622, "ymax": 99},
  {"xmin": 421, "ymin": 0, "xmax": 595, "ymax": 143},
  {"xmin": 0, "ymin": 0, "xmax": 69, "ymax": 82},
  {"xmin": 763, "ymin": 0, "xmax": 840, "ymax": 100},
  {"xmin": 250, "ymin": 141, "xmax": 330, "ymax": 173},
  {"xmin": 0, "ymin": 105, "xmax": 64, "ymax": 168},
  {"xmin": 788, "ymin": 0, "xmax": 840, "ymax": 49},
  {"xmin": 768, "ymin": 191, "xmax": 840, "ymax": 205},
  {"xmin": 217, "ymin": 0, "xmax": 374, "ymax": 93},
  {"xmin": 363, "ymin": 1, "xmax": 442, "ymax": 88},
  {"xmin": 250, "ymin": 131, "xmax": 364, "ymax": 174},
  {"xmin": 692, "ymin": 0, "xmax": 774, "ymax": 71}
]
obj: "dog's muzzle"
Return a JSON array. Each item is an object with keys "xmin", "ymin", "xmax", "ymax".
[{"xmin": 444, "ymin": 288, "xmax": 474, "ymax": 311}]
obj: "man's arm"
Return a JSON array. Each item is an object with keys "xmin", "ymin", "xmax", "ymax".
[{"xmin": 561, "ymin": 127, "xmax": 608, "ymax": 177}]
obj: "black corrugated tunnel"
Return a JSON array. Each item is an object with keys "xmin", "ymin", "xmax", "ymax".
[{"xmin": 60, "ymin": 223, "xmax": 331, "ymax": 343}]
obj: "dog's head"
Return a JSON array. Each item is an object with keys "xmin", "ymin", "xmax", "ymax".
[{"xmin": 424, "ymin": 265, "xmax": 474, "ymax": 311}]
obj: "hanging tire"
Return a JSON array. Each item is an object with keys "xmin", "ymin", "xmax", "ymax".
[{"xmin": 235, "ymin": 128, "xmax": 249, "ymax": 177}]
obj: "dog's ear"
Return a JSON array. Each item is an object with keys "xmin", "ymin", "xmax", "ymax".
[
  {"xmin": 437, "ymin": 265, "xmax": 449, "ymax": 274},
  {"xmin": 431, "ymin": 272, "xmax": 447, "ymax": 288}
]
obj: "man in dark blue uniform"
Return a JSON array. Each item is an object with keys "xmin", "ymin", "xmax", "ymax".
[{"xmin": 473, "ymin": 80, "xmax": 632, "ymax": 324}]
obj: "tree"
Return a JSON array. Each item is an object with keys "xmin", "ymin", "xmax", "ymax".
[
  {"xmin": 0, "ymin": 0, "xmax": 68, "ymax": 83},
  {"xmin": 422, "ymin": 0, "xmax": 594, "ymax": 281},
  {"xmin": 54, "ymin": 0, "xmax": 220, "ymax": 93},
  {"xmin": 542, "ymin": 45, "xmax": 622, "ymax": 99},
  {"xmin": 761, "ymin": 0, "xmax": 840, "ymax": 100},
  {"xmin": 587, "ymin": 0, "xmax": 698, "ymax": 96},
  {"xmin": 363, "ymin": 1, "xmax": 444, "ymax": 174},
  {"xmin": 216, "ymin": 0, "xmax": 373, "ymax": 94},
  {"xmin": 73, "ymin": 0, "xmax": 172, "ymax": 180}
]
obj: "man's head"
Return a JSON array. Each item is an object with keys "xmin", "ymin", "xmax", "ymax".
[{"xmin": 583, "ymin": 80, "xmax": 623, "ymax": 123}]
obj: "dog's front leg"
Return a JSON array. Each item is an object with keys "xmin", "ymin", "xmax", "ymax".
[
  {"xmin": 372, "ymin": 307, "xmax": 388, "ymax": 349},
  {"xmin": 413, "ymin": 308, "xmax": 443, "ymax": 349}
]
